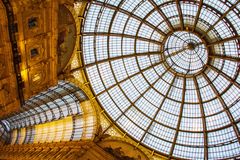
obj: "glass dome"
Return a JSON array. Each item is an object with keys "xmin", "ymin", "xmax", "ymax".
[{"xmin": 81, "ymin": 0, "xmax": 240, "ymax": 159}]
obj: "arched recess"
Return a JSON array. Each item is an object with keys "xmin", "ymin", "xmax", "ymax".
[
  {"xmin": 98, "ymin": 137, "xmax": 150, "ymax": 160},
  {"xmin": 57, "ymin": 4, "xmax": 77, "ymax": 74},
  {"xmin": 1, "ymin": 80, "xmax": 98, "ymax": 144}
]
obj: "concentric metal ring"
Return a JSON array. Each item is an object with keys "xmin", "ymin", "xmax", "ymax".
[{"xmin": 163, "ymin": 31, "xmax": 208, "ymax": 76}]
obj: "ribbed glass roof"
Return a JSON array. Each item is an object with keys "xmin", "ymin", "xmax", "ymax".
[{"xmin": 81, "ymin": 0, "xmax": 240, "ymax": 159}]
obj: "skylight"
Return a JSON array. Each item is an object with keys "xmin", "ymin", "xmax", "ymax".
[{"xmin": 82, "ymin": 0, "xmax": 240, "ymax": 159}]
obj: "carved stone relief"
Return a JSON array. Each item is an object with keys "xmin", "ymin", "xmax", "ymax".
[{"xmin": 99, "ymin": 139, "xmax": 150, "ymax": 160}]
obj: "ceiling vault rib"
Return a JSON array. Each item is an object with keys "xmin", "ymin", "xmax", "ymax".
[
  {"xmin": 82, "ymin": 32, "xmax": 162, "ymax": 45},
  {"xmin": 169, "ymin": 77, "xmax": 186, "ymax": 158},
  {"xmin": 93, "ymin": 1, "xmax": 166, "ymax": 36},
  {"xmin": 202, "ymin": 73, "xmax": 240, "ymax": 144},
  {"xmin": 207, "ymin": 35, "xmax": 240, "ymax": 46},
  {"xmin": 193, "ymin": 77, "xmax": 208, "ymax": 160},
  {"xmin": 206, "ymin": 64, "xmax": 240, "ymax": 88},
  {"xmin": 115, "ymin": 65, "xmax": 174, "ymax": 126},
  {"xmin": 176, "ymin": 0, "xmax": 184, "ymax": 30},
  {"xmin": 113, "ymin": 68, "xmax": 173, "ymax": 124},
  {"xmin": 83, "ymin": 51, "xmax": 162, "ymax": 68},
  {"xmin": 95, "ymin": 60, "xmax": 166, "ymax": 97},
  {"xmin": 103, "ymin": 0, "xmax": 159, "ymax": 126},
  {"xmin": 147, "ymin": 0, "xmax": 174, "ymax": 32},
  {"xmin": 139, "ymin": 75, "xmax": 177, "ymax": 143},
  {"xmin": 83, "ymin": 46, "xmax": 190, "ymax": 68},
  {"xmin": 202, "ymin": 1, "xmax": 240, "ymax": 38},
  {"xmin": 192, "ymin": 0, "xmax": 203, "ymax": 32},
  {"xmin": 208, "ymin": 54, "xmax": 240, "ymax": 62}
]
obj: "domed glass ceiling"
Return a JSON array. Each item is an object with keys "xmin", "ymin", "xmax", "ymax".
[{"xmin": 81, "ymin": 0, "xmax": 240, "ymax": 159}]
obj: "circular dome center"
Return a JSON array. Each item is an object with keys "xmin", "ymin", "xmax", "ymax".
[
  {"xmin": 186, "ymin": 42, "xmax": 195, "ymax": 50},
  {"xmin": 163, "ymin": 31, "xmax": 208, "ymax": 76}
]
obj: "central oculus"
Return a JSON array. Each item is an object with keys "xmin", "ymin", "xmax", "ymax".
[{"xmin": 163, "ymin": 31, "xmax": 208, "ymax": 76}]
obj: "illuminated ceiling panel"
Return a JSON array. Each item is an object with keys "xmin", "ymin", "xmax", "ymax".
[{"xmin": 81, "ymin": 0, "xmax": 240, "ymax": 159}]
